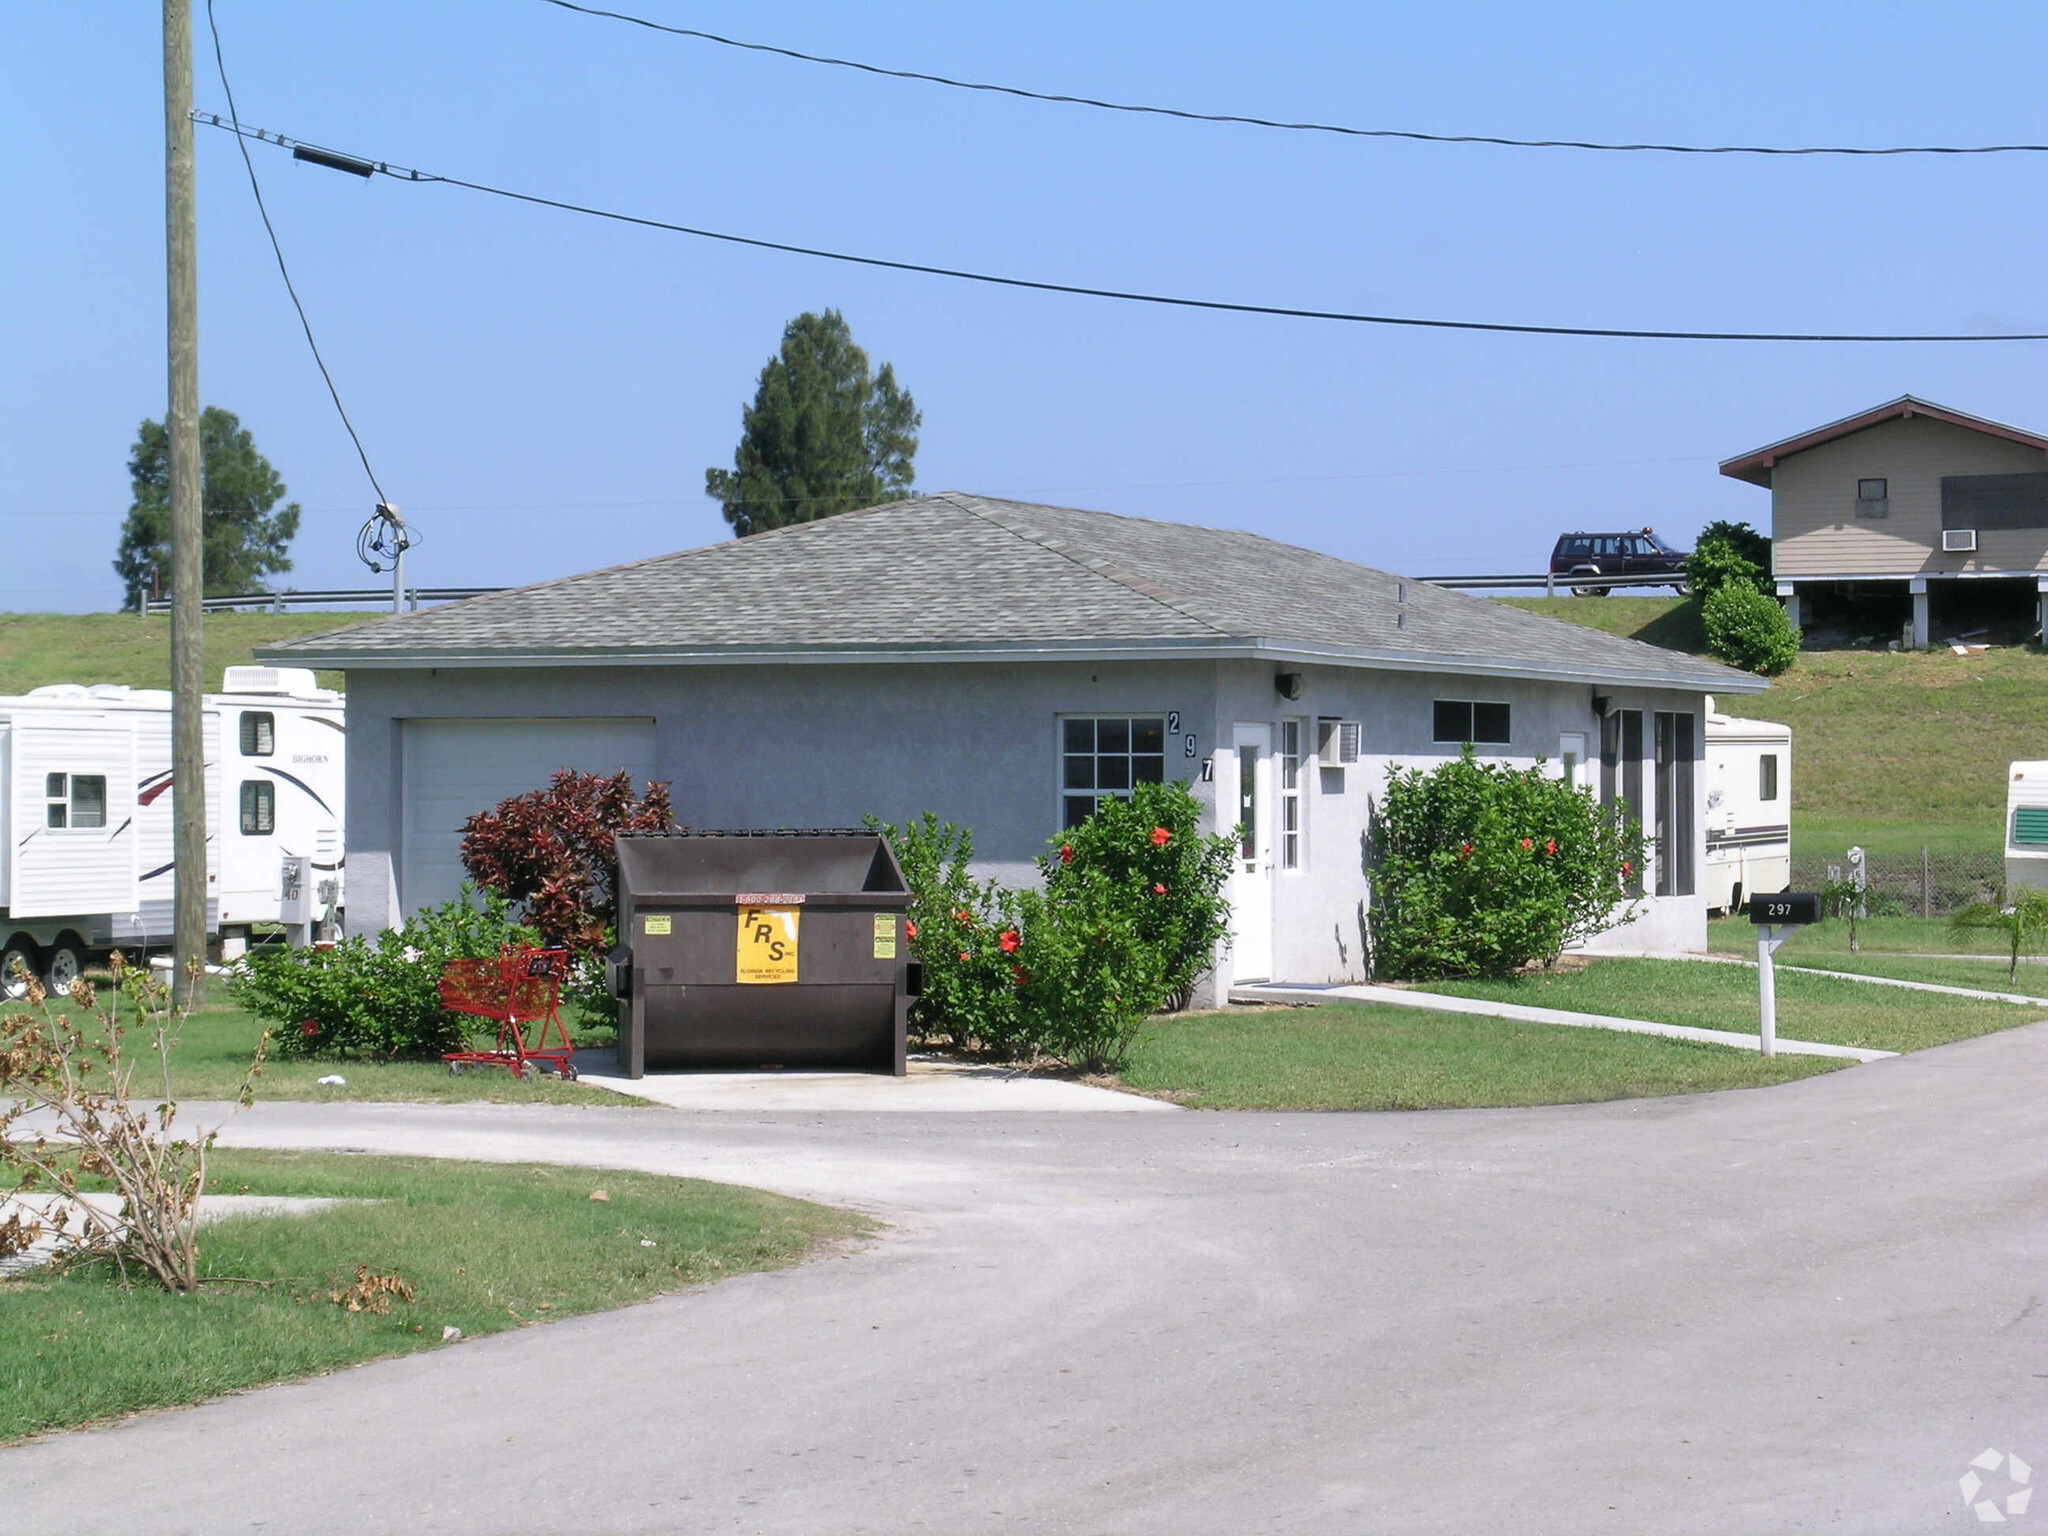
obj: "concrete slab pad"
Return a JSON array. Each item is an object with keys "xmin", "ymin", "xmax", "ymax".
[
  {"xmin": 0, "ymin": 1193, "xmax": 356, "ymax": 1277},
  {"xmin": 568, "ymin": 1051, "xmax": 1177, "ymax": 1112}
]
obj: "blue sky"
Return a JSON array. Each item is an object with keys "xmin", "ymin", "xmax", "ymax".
[{"xmin": 7, "ymin": 1, "xmax": 2048, "ymax": 611}]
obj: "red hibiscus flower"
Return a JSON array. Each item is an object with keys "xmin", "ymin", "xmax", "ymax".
[
  {"xmin": 1520, "ymin": 838, "xmax": 1533, "ymax": 850},
  {"xmin": 299, "ymin": 1020, "xmax": 319, "ymax": 1038},
  {"xmin": 1544, "ymin": 839, "xmax": 1557, "ymax": 856},
  {"xmin": 1621, "ymin": 861, "xmax": 1633, "ymax": 877},
  {"xmin": 1059, "ymin": 844, "xmax": 1074, "ymax": 865},
  {"xmin": 958, "ymin": 951, "xmax": 971, "ymax": 962},
  {"xmin": 999, "ymin": 929, "xmax": 1021, "ymax": 954},
  {"xmin": 1149, "ymin": 827, "xmax": 1172, "ymax": 847},
  {"xmin": 1153, "ymin": 882, "xmax": 1168, "ymax": 895},
  {"xmin": 905, "ymin": 919, "xmax": 918, "ymax": 939},
  {"xmin": 1012, "ymin": 965, "xmax": 1028, "ymax": 985},
  {"xmin": 1459, "ymin": 841, "xmax": 1474, "ymax": 858},
  {"xmin": 953, "ymin": 909, "xmax": 973, "ymax": 926}
]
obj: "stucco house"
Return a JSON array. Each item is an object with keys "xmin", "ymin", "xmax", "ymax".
[
  {"xmin": 1720, "ymin": 395, "xmax": 2048, "ymax": 647},
  {"xmin": 262, "ymin": 493, "xmax": 1761, "ymax": 985}
]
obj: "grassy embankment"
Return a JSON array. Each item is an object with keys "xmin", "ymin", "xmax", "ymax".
[
  {"xmin": 1114, "ymin": 1000, "xmax": 1841, "ymax": 1110},
  {"xmin": 1503, "ymin": 595, "xmax": 2048, "ymax": 857},
  {"xmin": 0, "ymin": 609, "xmax": 375, "ymax": 695},
  {"xmin": 0, "ymin": 1150, "xmax": 860, "ymax": 1441}
]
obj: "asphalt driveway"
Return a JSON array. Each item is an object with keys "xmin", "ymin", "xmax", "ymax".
[{"xmin": 5, "ymin": 1025, "xmax": 2044, "ymax": 1534}]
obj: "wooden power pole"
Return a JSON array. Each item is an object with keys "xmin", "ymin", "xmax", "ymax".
[{"xmin": 164, "ymin": 0, "xmax": 207, "ymax": 1006}]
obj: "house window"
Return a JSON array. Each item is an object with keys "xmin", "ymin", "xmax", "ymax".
[
  {"xmin": 239, "ymin": 780, "xmax": 275, "ymax": 836},
  {"xmin": 1062, "ymin": 716, "xmax": 1166, "ymax": 828},
  {"xmin": 1856, "ymin": 478, "xmax": 1888, "ymax": 519},
  {"xmin": 1653, "ymin": 711, "xmax": 1697, "ymax": 898},
  {"xmin": 45, "ymin": 772, "xmax": 107, "ymax": 830},
  {"xmin": 240, "ymin": 711, "xmax": 275, "ymax": 756},
  {"xmin": 1433, "ymin": 700, "xmax": 1511, "ymax": 745},
  {"xmin": 1602, "ymin": 710, "xmax": 1646, "ymax": 896},
  {"xmin": 1760, "ymin": 753, "xmax": 1780, "ymax": 802},
  {"xmin": 1279, "ymin": 718, "xmax": 1303, "ymax": 870}
]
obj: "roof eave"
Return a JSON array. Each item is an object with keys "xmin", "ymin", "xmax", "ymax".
[
  {"xmin": 1720, "ymin": 394, "xmax": 2048, "ymax": 485},
  {"xmin": 257, "ymin": 634, "xmax": 1763, "ymax": 694}
]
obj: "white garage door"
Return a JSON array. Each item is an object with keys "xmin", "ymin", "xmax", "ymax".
[{"xmin": 400, "ymin": 717, "xmax": 656, "ymax": 913}]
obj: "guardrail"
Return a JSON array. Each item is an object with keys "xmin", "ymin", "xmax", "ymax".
[
  {"xmin": 143, "ymin": 586, "xmax": 505, "ymax": 615},
  {"xmin": 1415, "ymin": 571, "xmax": 1691, "ymax": 596}
]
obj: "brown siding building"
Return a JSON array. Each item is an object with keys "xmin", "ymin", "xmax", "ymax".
[{"xmin": 1720, "ymin": 396, "xmax": 2048, "ymax": 647}]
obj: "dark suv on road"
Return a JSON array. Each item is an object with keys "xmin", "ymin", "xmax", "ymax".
[{"xmin": 1549, "ymin": 529, "xmax": 1690, "ymax": 594}]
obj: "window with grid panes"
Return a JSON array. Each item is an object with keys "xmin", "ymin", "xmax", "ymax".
[
  {"xmin": 1279, "ymin": 718, "xmax": 1303, "ymax": 868},
  {"xmin": 1062, "ymin": 717, "xmax": 1166, "ymax": 827}
]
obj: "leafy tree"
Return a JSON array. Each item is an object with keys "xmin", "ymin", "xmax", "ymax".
[
  {"xmin": 1695, "ymin": 519, "xmax": 1771, "ymax": 572},
  {"xmin": 1685, "ymin": 519, "xmax": 1772, "ymax": 601},
  {"xmin": 704, "ymin": 309, "xmax": 920, "ymax": 537},
  {"xmin": 1949, "ymin": 888, "xmax": 2048, "ymax": 986},
  {"xmin": 113, "ymin": 406, "xmax": 302, "ymax": 609}
]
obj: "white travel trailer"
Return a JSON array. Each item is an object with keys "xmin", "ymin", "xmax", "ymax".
[
  {"xmin": 2004, "ymin": 762, "xmax": 2048, "ymax": 893},
  {"xmin": 1702, "ymin": 702, "xmax": 1792, "ymax": 915},
  {"xmin": 0, "ymin": 666, "xmax": 343, "ymax": 994}
]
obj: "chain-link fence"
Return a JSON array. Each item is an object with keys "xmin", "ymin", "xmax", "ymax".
[{"xmin": 1790, "ymin": 846, "xmax": 2003, "ymax": 918}]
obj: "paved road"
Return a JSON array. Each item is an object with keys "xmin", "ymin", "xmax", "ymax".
[{"xmin": 7, "ymin": 1027, "xmax": 2046, "ymax": 1534}]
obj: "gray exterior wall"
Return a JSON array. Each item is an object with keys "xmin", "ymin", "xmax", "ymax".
[
  {"xmin": 1771, "ymin": 416, "xmax": 2048, "ymax": 578},
  {"xmin": 343, "ymin": 658, "xmax": 1710, "ymax": 975}
]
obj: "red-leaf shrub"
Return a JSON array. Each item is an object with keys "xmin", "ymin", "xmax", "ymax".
[{"xmin": 459, "ymin": 770, "xmax": 674, "ymax": 952}]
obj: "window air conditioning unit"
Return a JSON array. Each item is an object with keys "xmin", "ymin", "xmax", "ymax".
[
  {"xmin": 1943, "ymin": 528, "xmax": 1978, "ymax": 552},
  {"xmin": 1317, "ymin": 718, "xmax": 1361, "ymax": 766}
]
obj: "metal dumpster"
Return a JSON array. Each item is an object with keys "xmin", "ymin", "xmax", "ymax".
[{"xmin": 607, "ymin": 830, "xmax": 915, "ymax": 1077}]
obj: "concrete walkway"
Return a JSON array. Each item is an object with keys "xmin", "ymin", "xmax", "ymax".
[
  {"xmin": 570, "ymin": 1052, "xmax": 1175, "ymax": 1112},
  {"xmin": 1230, "ymin": 981, "xmax": 1896, "ymax": 1061},
  {"xmin": 4, "ymin": 1024, "xmax": 2043, "ymax": 1533},
  {"xmin": 0, "ymin": 1193, "xmax": 354, "ymax": 1277}
]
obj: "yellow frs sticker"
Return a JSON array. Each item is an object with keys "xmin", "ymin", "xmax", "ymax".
[
  {"xmin": 872, "ymin": 913, "xmax": 897, "ymax": 960},
  {"xmin": 642, "ymin": 914, "xmax": 672, "ymax": 936},
  {"xmin": 736, "ymin": 906, "xmax": 799, "ymax": 983}
]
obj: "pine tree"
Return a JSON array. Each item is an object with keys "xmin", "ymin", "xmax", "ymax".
[
  {"xmin": 113, "ymin": 406, "xmax": 301, "ymax": 609},
  {"xmin": 705, "ymin": 310, "xmax": 920, "ymax": 537}
]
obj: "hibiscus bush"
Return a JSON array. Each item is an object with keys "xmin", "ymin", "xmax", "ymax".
[
  {"xmin": 1368, "ymin": 747, "xmax": 1644, "ymax": 980},
  {"xmin": 872, "ymin": 781, "xmax": 1233, "ymax": 1072},
  {"xmin": 229, "ymin": 887, "xmax": 539, "ymax": 1059}
]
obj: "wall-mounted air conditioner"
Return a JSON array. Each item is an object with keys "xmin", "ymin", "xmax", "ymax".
[
  {"xmin": 1317, "ymin": 718, "xmax": 1361, "ymax": 766},
  {"xmin": 1943, "ymin": 528, "xmax": 1978, "ymax": 553}
]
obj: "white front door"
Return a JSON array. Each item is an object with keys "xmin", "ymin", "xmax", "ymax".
[{"xmin": 1227, "ymin": 722, "xmax": 1274, "ymax": 982}]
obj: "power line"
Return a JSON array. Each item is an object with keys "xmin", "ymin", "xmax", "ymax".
[
  {"xmin": 195, "ymin": 113, "xmax": 2048, "ymax": 344},
  {"xmin": 538, "ymin": 0, "xmax": 2048, "ymax": 159},
  {"xmin": 203, "ymin": 0, "xmax": 387, "ymax": 503}
]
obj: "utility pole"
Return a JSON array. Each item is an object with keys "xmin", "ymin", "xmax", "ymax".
[{"xmin": 165, "ymin": 0, "xmax": 207, "ymax": 1006}]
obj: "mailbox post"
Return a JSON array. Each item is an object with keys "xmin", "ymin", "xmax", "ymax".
[{"xmin": 1746, "ymin": 891, "xmax": 1821, "ymax": 1056}]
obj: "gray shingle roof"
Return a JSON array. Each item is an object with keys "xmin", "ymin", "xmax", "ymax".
[{"xmin": 262, "ymin": 492, "xmax": 1759, "ymax": 691}]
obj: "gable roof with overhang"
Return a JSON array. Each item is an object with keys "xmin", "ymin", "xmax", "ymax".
[
  {"xmin": 261, "ymin": 492, "xmax": 1760, "ymax": 693},
  {"xmin": 1719, "ymin": 395, "xmax": 2048, "ymax": 488}
]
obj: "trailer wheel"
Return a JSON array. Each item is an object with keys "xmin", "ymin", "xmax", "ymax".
[
  {"xmin": 0, "ymin": 936, "xmax": 40, "ymax": 1000},
  {"xmin": 44, "ymin": 939, "xmax": 85, "ymax": 996}
]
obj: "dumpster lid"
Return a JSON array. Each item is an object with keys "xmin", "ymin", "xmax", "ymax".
[{"xmin": 616, "ymin": 829, "xmax": 908, "ymax": 900}]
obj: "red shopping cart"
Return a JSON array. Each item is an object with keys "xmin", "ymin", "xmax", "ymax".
[{"xmin": 440, "ymin": 947, "xmax": 579, "ymax": 1080}]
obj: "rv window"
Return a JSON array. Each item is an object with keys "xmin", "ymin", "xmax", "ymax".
[
  {"xmin": 1760, "ymin": 754, "xmax": 1779, "ymax": 802},
  {"xmin": 240, "ymin": 712, "xmax": 275, "ymax": 756},
  {"xmin": 69, "ymin": 776, "xmax": 106, "ymax": 830},
  {"xmin": 239, "ymin": 780, "xmax": 275, "ymax": 836},
  {"xmin": 45, "ymin": 773, "xmax": 67, "ymax": 828}
]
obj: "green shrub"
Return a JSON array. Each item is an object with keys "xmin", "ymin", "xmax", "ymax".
[
  {"xmin": 1701, "ymin": 580, "xmax": 1800, "ymax": 674},
  {"xmin": 873, "ymin": 781, "xmax": 1234, "ymax": 1072},
  {"xmin": 1685, "ymin": 521, "xmax": 1771, "ymax": 602},
  {"xmin": 230, "ymin": 887, "xmax": 539, "ymax": 1059},
  {"xmin": 1369, "ymin": 747, "xmax": 1645, "ymax": 979}
]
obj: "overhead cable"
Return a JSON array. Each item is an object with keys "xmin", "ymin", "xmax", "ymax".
[
  {"xmin": 538, "ymin": 0, "xmax": 2048, "ymax": 158},
  {"xmin": 203, "ymin": 0, "xmax": 388, "ymax": 502},
  {"xmin": 195, "ymin": 114, "xmax": 2048, "ymax": 344}
]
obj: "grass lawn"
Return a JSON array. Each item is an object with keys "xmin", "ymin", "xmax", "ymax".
[
  {"xmin": 1113, "ymin": 1002, "xmax": 1840, "ymax": 1111},
  {"xmin": 1503, "ymin": 595, "xmax": 2048, "ymax": 857},
  {"xmin": 0, "ymin": 1150, "xmax": 861, "ymax": 1441},
  {"xmin": 1703, "ymin": 917, "xmax": 2048, "ymax": 995},
  {"xmin": 0, "ymin": 610, "xmax": 372, "ymax": 695},
  {"xmin": 1419, "ymin": 956, "xmax": 2044, "ymax": 1055},
  {"xmin": 152, "ymin": 1002, "xmax": 643, "ymax": 1104}
]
